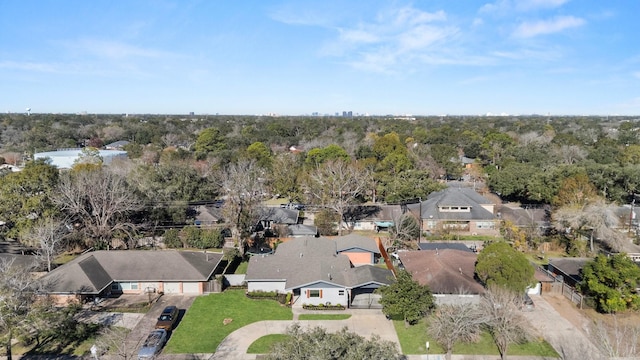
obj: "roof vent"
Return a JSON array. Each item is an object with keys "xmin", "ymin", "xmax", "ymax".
[
  {"xmin": 300, "ymin": 253, "xmax": 303, "ymax": 258},
  {"xmin": 328, "ymin": 273, "xmax": 332, "ymax": 280},
  {"xmin": 459, "ymin": 267, "xmax": 463, "ymax": 275}
]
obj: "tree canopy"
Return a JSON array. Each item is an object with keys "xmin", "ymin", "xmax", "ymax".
[
  {"xmin": 579, "ymin": 253, "xmax": 640, "ymax": 313},
  {"xmin": 265, "ymin": 324, "xmax": 405, "ymax": 360},
  {"xmin": 376, "ymin": 270, "xmax": 435, "ymax": 326},
  {"xmin": 475, "ymin": 242, "xmax": 534, "ymax": 293}
]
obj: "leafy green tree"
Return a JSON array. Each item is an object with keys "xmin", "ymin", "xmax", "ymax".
[
  {"xmin": 245, "ymin": 142, "xmax": 272, "ymax": 168},
  {"xmin": 376, "ymin": 169, "xmax": 444, "ymax": 203},
  {"xmin": 194, "ymin": 127, "xmax": 226, "ymax": 160},
  {"xmin": 579, "ymin": 254, "xmax": 640, "ymax": 313},
  {"xmin": 304, "ymin": 144, "xmax": 350, "ymax": 167},
  {"xmin": 376, "ymin": 270, "xmax": 435, "ymax": 327},
  {"xmin": 163, "ymin": 228, "xmax": 183, "ymax": 248},
  {"xmin": 265, "ymin": 323, "xmax": 404, "ymax": 360},
  {"xmin": 552, "ymin": 173, "xmax": 598, "ymax": 207},
  {"xmin": 475, "ymin": 242, "xmax": 534, "ymax": 293},
  {"xmin": 314, "ymin": 209, "xmax": 340, "ymax": 236},
  {"xmin": 0, "ymin": 159, "xmax": 59, "ymax": 240},
  {"xmin": 268, "ymin": 152, "xmax": 303, "ymax": 201}
]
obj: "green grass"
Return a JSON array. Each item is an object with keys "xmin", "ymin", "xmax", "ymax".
[
  {"xmin": 234, "ymin": 260, "xmax": 249, "ymax": 274},
  {"xmin": 246, "ymin": 334, "xmax": 290, "ymax": 354},
  {"xmin": 164, "ymin": 289, "xmax": 292, "ymax": 354},
  {"xmin": 394, "ymin": 318, "xmax": 558, "ymax": 357},
  {"xmin": 297, "ymin": 314, "xmax": 351, "ymax": 320}
]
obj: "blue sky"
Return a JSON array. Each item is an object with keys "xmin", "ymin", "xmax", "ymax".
[{"xmin": 1, "ymin": 0, "xmax": 639, "ymax": 116}]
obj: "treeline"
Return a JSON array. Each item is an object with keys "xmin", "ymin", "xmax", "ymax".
[{"xmin": 1, "ymin": 113, "xmax": 639, "ymax": 253}]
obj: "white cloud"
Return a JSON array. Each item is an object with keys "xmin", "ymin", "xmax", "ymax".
[
  {"xmin": 480, "ymin": 0, "xmax": 569, "ymax": 14},
  {"xmin": 71, "ymin": 39, "xmax": 171, "ymax": 59},
  {"xmin": 0, "ymin": 61, "xmax": 59, "ymax": 73},
  {"xmin": 323, "ymin": 5, "xmax": 457, "ymax": 72},
  {"xmin": 513, "ymin": 16, "xmax": 585, "ymax": 38},
  {"xmin": 339, "ymin": 29, "xmax": 380, "ymax": 44}
]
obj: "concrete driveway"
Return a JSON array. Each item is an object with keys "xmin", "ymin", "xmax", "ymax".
[
  {"xmin": 522, "ymin": 294, "xmax": 602, "ymax": 360},
  {"xmin": 211, "ymin": 308, "xmax": 399, "ymax": 360},
  {"xmin": 124, "ymin": 294, "xmax": 198, "ymax": 356}
]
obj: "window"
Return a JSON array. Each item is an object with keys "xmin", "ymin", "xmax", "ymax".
[
  {"xmin": 338, "ymin": 290, "xmax": 345, "ymax": 296},
  {"xmin": 476, "ymin": 221, "xmax": 495, "ymax": 229},
  {"xmin": 309, "ymin": 290, "xmax": 321, "ymax": 298},
  {"xmin": 118, "ymin": 282, "xmax": 139, "ymax": 291}
]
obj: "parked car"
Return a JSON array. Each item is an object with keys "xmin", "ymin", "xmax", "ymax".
[
  {"xmin": 155, "ymin": 305, "xmax": 179, "ymax": 331},
  {"xmin": 138, "ymin": 329, "xmax": 167, "ymax": 359}
]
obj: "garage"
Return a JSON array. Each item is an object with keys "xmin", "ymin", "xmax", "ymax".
[
  {"xmin": 350, "ymin": 287, "xmax": 382, "ymax": 309},
  {"xmin": 182, "ymin": 282, "xmax": 200, "ymax": 294},
  {"xmin": 164, "ymin": 282, "xmax": 181, "ymax": 294}
]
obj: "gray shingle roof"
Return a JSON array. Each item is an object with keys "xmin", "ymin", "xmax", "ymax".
[
  {"xmin": 344, "ymin": 265, "xmax": 395, "ymax": 287},
  {"xmin": 418, "ymin": 242, "xmax": 474, "ymax": 252},
  {"xmin": 245, "ymin": 237, "xmax": 393, "ymax": 290},
  {"xmin": 407, "ymin": 187, "xmax": 496, "ymax": 221},
  {"xmin": 42, "ymin": 250, "xmax": 223, "ymax": 294},
  {"xmin": 257, "ymin": 207, "xmax": 299, "ymax": 224},
  {"xmin": 335, "ymin": 234, "xmax": 380, "ymax": 254}
]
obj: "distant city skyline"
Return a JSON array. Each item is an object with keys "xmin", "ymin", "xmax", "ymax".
[{"xmin": 1, "ymin": 1, "xmax": 639, "ymax": 116}]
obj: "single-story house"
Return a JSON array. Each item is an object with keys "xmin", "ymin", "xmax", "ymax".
[
  {"xmin": 287, "ymin": 224, "xmax": 319, "ymax": 237},
  {"xmin": 547, "ymin": 257, "xmax": 591, "ymax": 288},
  {"xmin": 40, "ymin": 250, "xmax": 224, "ymax": 305},
  {"xmin": 406, "ymin": 185, "xmax": 499, "ymax": 236},
  {"xmin": 499, "ymin": 204, "xmax": 551, "ymax": 232},
  {"xmin": 343, "ymin": 205, "xmax": 404, "ymax": 232},
  {"xmin": 398, "ymin": 246, "xmax": 485, "ymax": 305},
  {"xmin": 245, "ymin": 236, "xmax": 395, "ymax": 308}
]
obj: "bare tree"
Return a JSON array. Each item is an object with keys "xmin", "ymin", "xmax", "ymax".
[
  {"xmin": 95, "ymin": 324, "xmax": 136, "ymax": 360},
  {"xmin": 389, "ymin": 213, "xmax": 421, "ymax": 249},
  {"xmin": 428, "ymin": 304, "xmax": 482, "ymax": 360},
  {"xmin": 53, "ymin": 168, "xmax": 143, "ymax": 249},
  {"xmin": 478, "ymin": 286, "xmax": 531, "ymax": 360},
  {"xmin": 23, "ymin": 217, "xmax": 68, "ymax": 272},
  {"xmin": 554, "ymin": 144, "xmax": 587, "ymax": 165},
  {"xmin": 303, "ymin": 159, "xmax": 372, "ymax": 235},
  {"xmin": 589, "ymin": 315, "xmax": 640, "ymax": 358},
  {"xmin": 220, "ymin": 160, "xmax": 268, "ymax": 248},
  {"xmin": 0, "ymin": 257, "xmax": 44, "ymax": 360},
  {"xmin": 553, "ymin": 198, "xmax": 623, "ymax": 252}
]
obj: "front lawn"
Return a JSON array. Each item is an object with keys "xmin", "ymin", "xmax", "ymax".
[
  {"xmin": 247, "ymin": 334, "xmax": 290, "ymax": 354},
  {"xmin": 164, "ymin": 289, "xmax": 292, "ymax": 354},
  {"xmin": 393, "ymin": 318, "xmax": 558, "ymax": 357}
]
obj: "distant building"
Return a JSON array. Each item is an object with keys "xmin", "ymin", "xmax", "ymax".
[{"xmin": 34, "ymin": 149, "xmax": 128, "ymax": 169}]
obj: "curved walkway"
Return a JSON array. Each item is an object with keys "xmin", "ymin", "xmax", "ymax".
[{"xmin": 211, "ymin": 309, "xmax": 399, "ymax": 360}]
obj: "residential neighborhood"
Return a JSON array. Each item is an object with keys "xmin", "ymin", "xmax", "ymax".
[{"xmin": 3, "ymin": 112, "xmax": 640, "ymax": 359}]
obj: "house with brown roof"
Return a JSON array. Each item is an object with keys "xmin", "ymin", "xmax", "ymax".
[
  {"xmin": 398, "ymin": 246, "xmax": 485, "ymax": 305},
  {"xmin": 245, "ymin": 236, "xmax": 394, "ymax": 308},
  {"xmin": 40, "ymin": 250, "xmax": 224, "ymax": 305}
]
